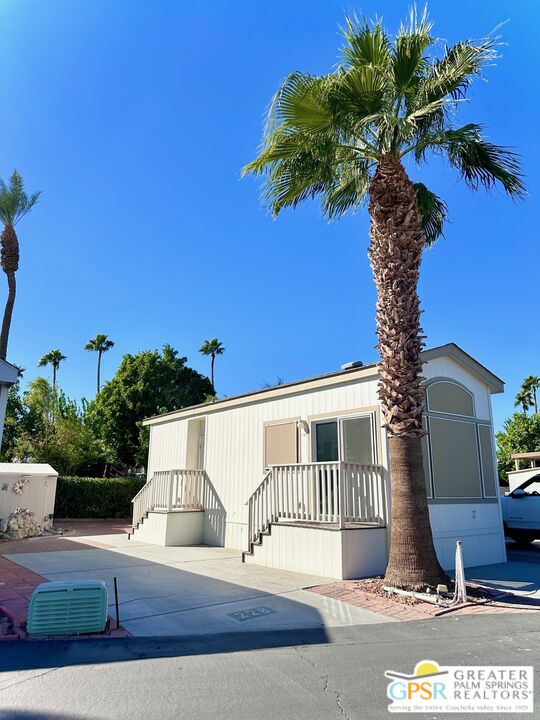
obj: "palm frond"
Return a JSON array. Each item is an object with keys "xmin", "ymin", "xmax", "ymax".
[
  {"xmin": 274, "ymin": 72, "xmax": 334, "ymax": 132},
  {"xmin": 263, "ymin": 152, "xmax": 332, "ymax": 216},
  {"xmin": 338, "ymin": 64, "xmax": 388, "ymax": 118},
  {"xmin": 413, "ymin": 182, "xmax": 448, "ymax": 245},
  {"xmin": 447, "ymin": 132, "xmax": 525, "ymax": 197},
  {"xmin": 393, "ymin": 5, "xmax": 433, "ymax": 97},
  {"xmin": 0, "ymin": 171, "xmax": 41, "ymax": 226},
  {"xmin": 417, "ymin": 35, "xmax": 497, "ymax": 107},
  {"xmin": 322, "ymin": 160, "xmax": 372, "ymax": 220},
  {"xmin": 340, "ymin": 16, "xmax": 392, "ymax": 69}
]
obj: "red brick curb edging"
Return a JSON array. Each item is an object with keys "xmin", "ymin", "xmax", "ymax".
[
  {"xmin": 0, "ymin": 554, "xmax": 129, "ymax": 641},
  {"xmin": 309, "ymin": 580, "xmax": 540, "ymax": 621}
]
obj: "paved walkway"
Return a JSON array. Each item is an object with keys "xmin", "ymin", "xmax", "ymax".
[
  {"xmin": 0, "ymin": 555, "xmax": 47, "ymax": 632},
  {"xmin": 0, "ymin": 521, "xmax": 132, "ymax": 638},
  {"xmin": 2, "ymin": 526, "xmax": 394, "ymax": 637}
]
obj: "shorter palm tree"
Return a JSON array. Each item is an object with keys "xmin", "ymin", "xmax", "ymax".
[
  {"xmin": 199, "ymin": 338, "xmax": 225, "ymax": 389},
  {"xmin": 0, "ymin": 171, "xmax": 40, "ymax": 360},
  {"xmin": 515, "ymin": 387, "xmax": 533, "ymax": 415},
  {"xmin": 522, "ymin": 376, "xmax": 540, "ymax": 414},
  {"xmin": 38, "ymin": 349, "xmax": 66, "ymax": 392},
  {"xmin": 85, "ymin": 333, "xmax": 115, "ymax": 393}
]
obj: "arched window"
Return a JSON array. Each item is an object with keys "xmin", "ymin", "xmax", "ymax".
[
  {"xmin": 422, "ymin": 379, "xmax": 497, "ymax": 501},
  {"xmin": 426, "ymin": 380, "xmax": 474, "ymax": 417}
]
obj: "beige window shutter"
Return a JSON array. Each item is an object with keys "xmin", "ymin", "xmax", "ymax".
[{"xmin": 265, "ymin": 422, "xmax": 298, "ymax": 467}]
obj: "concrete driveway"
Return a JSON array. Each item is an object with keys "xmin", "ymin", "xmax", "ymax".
[
  {"xmin": 466, "ymin": 539, "xmax": 540, "ymax": 598},
  {"xmin": 3, "ymin": 530, "xmax": 394, "ymax": 637}
]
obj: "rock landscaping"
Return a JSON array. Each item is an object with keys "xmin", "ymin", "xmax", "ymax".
[{"xmin": 0, "ymin": 509, "xmax": 42, "ymax": 541}]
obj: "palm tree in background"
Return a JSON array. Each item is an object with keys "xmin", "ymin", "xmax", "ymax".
[
  {"xmin": 522, "ymin": 376, "xmax": 540, "ymax": 414},
  {"xmin": 38, "ymin": 349, "xmax": 67, "ymax": 392},
  {"xmin": 85, "ymin": 333, "xmax": 115, "ymax": 393},
  {"xmin": 199, "ymin": 338, "xmax": 225, "ymax": 389},
  {"xmin": 0, "ymin": 171, "xmax": 41, "ymax": 360},
  {"xmin": 515, "ymin": 389, "xmax": 532, "ymax": 415},
  {"xmin": 243, "ymin": 9, "xmax": 524, "ymax": 589}
]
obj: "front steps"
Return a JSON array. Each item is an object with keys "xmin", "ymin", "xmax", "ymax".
[
  {"xmin": 242, "ymin": 519, "xmax": 388, "ymax": 580},
  {"xmin": 128, "ymin": 508, "xmax": 204, "ymax": 546}
]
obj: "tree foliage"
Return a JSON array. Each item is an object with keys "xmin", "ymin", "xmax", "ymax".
[
  {"xmin": 515, "ymin": 375, "xmax": 540, "ymax": 414},
  {"xmin": 496, "ymin": 412, "xmax": 540, "ymax": 481},
  {"xmin": 243, "ymin": 8, "xmax": 524, "ymax": 236},
  {"xmin": 0, "ymin": 171, "xmax": 41, "ymax": 227},
  {"xmin": 89, "ymin": 345, "xmax": 213, "ymax": 468},
  {"xmin": 0, "ymin": 378, "xmax": 105, "ymax": 475}
]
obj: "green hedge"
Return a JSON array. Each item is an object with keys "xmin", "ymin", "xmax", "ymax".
[{"xmin": 54, "ymin": 476, "xmax": 146, "ymax": 519}]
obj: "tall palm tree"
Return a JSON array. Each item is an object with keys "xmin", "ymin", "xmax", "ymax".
[
  {"xmin": 243, "ymin": 9, "xmax": 524, "ymax": 589},
  {"xmin": 0, "ymin": 171, "xmax": 41, "ymax": 360},
  {"xmin": 38, "ymin": 349, "xmax": 66, "ymax": 392},
  {"xmin": 522, "ymin": 376, "xmax": 540, "ymax": 414},
  {"xmin": 199, "ymin": 338, "xmax": 225, "ymax": 389},
  {"xmin": 85, "ymin": 333, "xmax": 115, "ymax": 393}
]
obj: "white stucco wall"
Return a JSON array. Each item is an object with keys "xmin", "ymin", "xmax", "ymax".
[{"xmin": 0, "ymin": 464, "xmax": 58, "ymax": 527}]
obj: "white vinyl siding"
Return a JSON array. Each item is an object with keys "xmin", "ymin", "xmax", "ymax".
[{"xmin": 146, "ymin": 353, "xmax": 501, "ymax": 552}]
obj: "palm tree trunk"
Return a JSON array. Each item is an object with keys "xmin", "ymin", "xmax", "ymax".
[
  {"xmin": 0, "ymin": 271, "xmax": 16, "ymax": 360},
  {"xmin": 533, "ymin": 388, "xmax": 537, "ymax": 415},
  {"xmin": 211, "ymin": 354, "xmax": 215, "ymax": 388},
  {"xmin": 368, "ymin": 154, "xmax": 446, "ymax": 590},
  {"xmin": 0, "ymin": 224, "xmax": 19, "ymax": 361},
  {"xmin": 97, "ymin": 351, "xmax": 102, "ymax": 394},
  {"xmin": 52, "ymin": 365, "xmax": 57, "ymax": 393}
]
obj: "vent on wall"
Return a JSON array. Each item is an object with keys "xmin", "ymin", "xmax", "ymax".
[{"xmin": 27, "ymin": 580, "xmax": 108, "ymax": 636}]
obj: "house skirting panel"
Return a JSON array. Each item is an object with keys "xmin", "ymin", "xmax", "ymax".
[
  {"xmin": 132, "ymin": 510, "xmax": 204, "ymax": 547},
  {"xmin": 245, "ymin": 524, "xmax": 388, "ymax": 580},
  {"xmin": 428, "ymin": 502, "xmax": 506, "ymax": 570}
]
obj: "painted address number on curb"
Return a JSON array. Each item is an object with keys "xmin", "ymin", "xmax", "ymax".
[{"xmin": 228, "ymin": 607, "xmax": 276, "ymax": 622}]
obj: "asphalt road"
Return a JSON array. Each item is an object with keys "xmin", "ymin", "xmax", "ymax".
[
  {"xmin": 1, "ymin": 613, "xmax": 539, "ymax": 720},
  {"xmin": 506, "ymin": 538, "xmax": 540, "ymax": 564}
]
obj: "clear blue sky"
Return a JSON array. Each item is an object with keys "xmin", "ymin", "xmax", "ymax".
[{"xmin": 0, "ymin": 0, "xmax": 537, "ymax": 431}]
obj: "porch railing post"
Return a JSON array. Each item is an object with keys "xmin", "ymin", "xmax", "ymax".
[
  {"xmin": 338, "ymin": 462, "xmax": 346, "ymax": 529},
  {"xmin": 167, "ymin": 470, "xmax": 174, "ymax": 511}
]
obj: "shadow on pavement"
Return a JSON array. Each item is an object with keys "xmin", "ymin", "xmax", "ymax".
[
  {"xmin": 467, "ymin": 559, "xmax": 540, "ymax": 594},
  {"xmin": 0, "ymin": 712, "xmax": 91, "ymax": 720},
  {"xmin": 0, "ymin": 627, "xmax": 328, "ymax": 672}
]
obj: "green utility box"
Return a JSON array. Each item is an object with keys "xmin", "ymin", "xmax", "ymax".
[{"xmin": 27, "ymin": 580, "xmax": 108, "ymax": 636}]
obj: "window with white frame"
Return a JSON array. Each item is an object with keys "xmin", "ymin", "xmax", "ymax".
[
  {"xmin": 313, "ymin": 414, "xmax": 376, "ymax": 465},
  {"xmin": 422, "ymin": 380, "xmax": 497, "ymax": 500}
]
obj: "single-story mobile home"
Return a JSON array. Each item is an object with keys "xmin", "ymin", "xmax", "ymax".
[{"xmin": 131, "ymin": 343, "xmax": 506, "ymax": 579}]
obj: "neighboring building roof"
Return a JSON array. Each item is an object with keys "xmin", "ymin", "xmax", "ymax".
[
  {"xmin": 0, "ymin": 463, "xmax": 58, "ymax": 476},
  {"xmin": 144, "ymin": 343, "xmax": 504, "ymax": 427},
  {"xmin": 511, "ymin": 452, "xmax": 540, "ymax": 461},
  {"xmin": 0, "ymin": 358, "xmax": 19, "ymax": 387}
]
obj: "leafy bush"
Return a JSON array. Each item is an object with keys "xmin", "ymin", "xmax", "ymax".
[
  {"xmin": 54, "ymin": 476, "xmax": 145, "ymax": 519},
  {"xmin": 497, "ymin": 412, "xmax": 540, "ymax": 481}
]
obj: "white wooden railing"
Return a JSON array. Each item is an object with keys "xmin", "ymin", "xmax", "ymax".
[
  {"xmin": 131, "ymin": 469, "xmax": 204, "ymax": 528},
  {"xmin": 246, "ymin": 462, "xmax": 386, "ymax": 550}
]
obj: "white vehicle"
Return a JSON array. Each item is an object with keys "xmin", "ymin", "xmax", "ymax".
[{"xmin": 501, "ymin": 474, "xmax": 540, "ymax": 544}]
